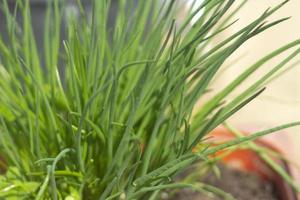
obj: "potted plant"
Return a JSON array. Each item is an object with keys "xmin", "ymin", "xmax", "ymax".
[
  {"xmin": 169, "ymin": 124, "xmax": 299, "ymax": 200},
  {"xmin": 0, "ymin": 0, "xmax": 299, "ymax": 199}
]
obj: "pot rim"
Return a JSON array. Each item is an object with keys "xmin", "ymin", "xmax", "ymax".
[{"xmin": 209, "ymin": 126, "xmax": 298, "ymax": 200}]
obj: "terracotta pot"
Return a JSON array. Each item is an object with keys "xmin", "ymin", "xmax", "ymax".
[{"xmin": 208, "ymin": 126, "xmax": 298, "ymax": 200}]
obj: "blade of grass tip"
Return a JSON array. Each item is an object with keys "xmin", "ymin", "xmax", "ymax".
[
  {"xmin": 203, "ymin": 121, "xmax": 300, "ymax": 156},
  {"xmin": 192, "ymin": 0, "xmax": 235, "ymax": 41},
  {"xmin": 268, "ymin": 0, "xmax": 289, "ymax": 16},
  {"xmin": 249, "ymin": 17, "xmax": 291, "ymax": 37},
  {"xmin": 155, "ymin": 20, "xmax": 175, "ymax": 62},
  {"xmin": 181, "ymin": 0, "xmax": 225, "ymax": 42},
  {"xmin": 183, "ymin": 18, "xmax": 239, "ymax": 63},
  {"xmin": 160, "ymin": 0, "xmax": 177, "ymax": 24},
  {"xmin": 50, "ymin": 148, "xmax": 74, "ymax": 200},
  {"xmin": 194, "ymin": 39, "xmax": 300, "ymax": 125},
  {"xmin": 223, "ymin": 123, "xmax": 300, "ymax": 193},
  {"xmin": 150, "ymin": 0, "xmax": 171, "ymax": 25},
  {"xmin": 207, "ymin": 87, "xmax": 266, "ymax": 130},
  {"xmin": 55, "ymin": 68, "xmax": 71, "ymax": 111},
  {"xmin": 177, "ymin": 0, "xmax": 214, "ymax": 35},
  {"xmin": 190, "ymin": 0, "xmax": 244, "ymax": 55},
  {"xmin": 198, "ymin": 19, "xmax": 239, "ymax": 44},
  {"xmin": 191, "ymin": 14, "xmax": 264, "ymax": 81},
  {"xmin": 192, "ymin": 17, "xmax": 288, "ymax": 84},
  {"xmin": 175, "ymin": 5, "xmax": 226, "ymax": 57},
  {"xmin": 191, "ymin": 1, "xmax": 289, "ymax": 69},
  {"xmin": 216, "ymin": 0, "xmax": 247, "ymax": 30},
  {"xmin": 221, "ymin": 48, "xmax": 300, "ymax": 117}
]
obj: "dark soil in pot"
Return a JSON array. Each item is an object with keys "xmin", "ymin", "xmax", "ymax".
[{"xmin": 169, "ymin": 163, "xmax": 279, "ymax": 200}]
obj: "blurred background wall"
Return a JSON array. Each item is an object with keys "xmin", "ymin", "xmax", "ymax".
[
  {"xmin": 209, "ymin": 0, "xmax": 300, "ymax": 184},
  {"xmin": 217, "ymin": 0, "xmax": 300, "ymax": 129}
]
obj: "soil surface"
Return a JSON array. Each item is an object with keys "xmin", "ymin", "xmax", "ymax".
[{"xmin": 167, "ymin": 164, "xmax": 279, "ymax": 200}]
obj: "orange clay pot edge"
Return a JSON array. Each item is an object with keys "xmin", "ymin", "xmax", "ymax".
[{"xmin": 204, "ymin": 126, "xmax": 298, "ymax": 200}]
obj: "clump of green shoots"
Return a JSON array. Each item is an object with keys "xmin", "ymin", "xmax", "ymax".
[{"xmin": 0, "ymin": 0, "xmax": 299, "ymax": 199}]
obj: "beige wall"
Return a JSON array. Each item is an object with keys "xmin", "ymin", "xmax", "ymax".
[
  {"xmin": 213, "ymin": 0, "xmax": 300, "ymax": 185},
  {"xmin": 218, "ymin": 0, "xmax": 300, "ymax": 126}
]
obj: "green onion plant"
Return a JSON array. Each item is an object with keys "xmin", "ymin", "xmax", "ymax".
[{"xmin": 0, "ymin": 0, "xmax": 299, "ymax": 199}]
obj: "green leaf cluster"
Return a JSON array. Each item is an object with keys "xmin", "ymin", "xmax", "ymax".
[{"xmin": 0, "ymin": 0, "xmax": 299, "ymax": 199}]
